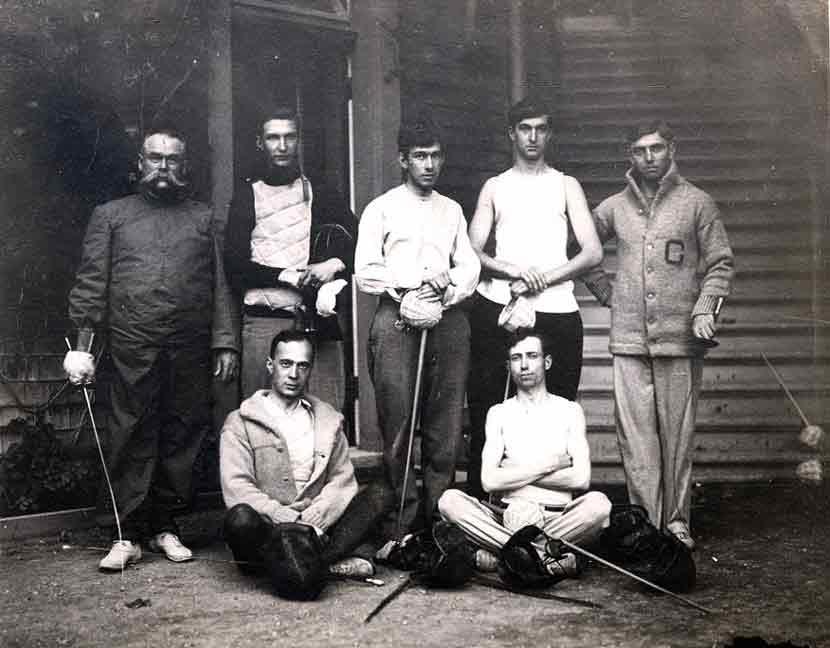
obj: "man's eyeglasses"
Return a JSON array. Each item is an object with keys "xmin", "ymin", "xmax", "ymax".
[{"xmin": 143, "ymin": 153, "xmax": 184, "ymax": 167}]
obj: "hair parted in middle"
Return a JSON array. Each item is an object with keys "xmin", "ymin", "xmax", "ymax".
[
  {"xmin": 269, "ymin": 329, "xmax": 317, "ymax": 361},
  {"xmin": 398, "ymin": 112, "xmax": 443, "ymax": 156},
  {"xmin": 507, "ymin": 96, "xmax": 552, "ymax": 129},
  {"xmin": 506, "ymin": 328, "xmax": 552, "ymax": 357}
]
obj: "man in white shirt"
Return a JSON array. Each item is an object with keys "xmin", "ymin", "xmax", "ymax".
[
  {"xmin": 355, "ymin": 115, "xmax": 480, "ymax": 536},
  {"xmin": 438, "ymin": 330, "xmax": 611, "ymax": 576},
  {"xmin": 220, "ymin": 330, "xmax": 393, "ymax": 593}
]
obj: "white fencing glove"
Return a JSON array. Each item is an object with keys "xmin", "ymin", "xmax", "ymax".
[
  {"xmin": 498, "ymin": 296, "xmax": 536, "ymax": 333},
  {"xmin": 63, "ymin": 351, "xmax": 96, "ymax": 385},
  {"xmin": 503, "ymin": 500, "xmax": 546, "ymax": 533},
  {"xmin": 316, "ymin": 278, "xmax": 347, "ymax": 317}
]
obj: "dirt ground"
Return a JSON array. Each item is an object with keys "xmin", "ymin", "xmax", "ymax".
[{"xmin": 1, "ymin": 481, "xmax": 828, "ymax": 648}]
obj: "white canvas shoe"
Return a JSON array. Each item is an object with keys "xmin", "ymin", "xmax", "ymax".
[
  {"xmin": 329, "ymin": 557, "xmax": 375, "ymax": 579},
  {"xmin": 148, "ymin": 532, "xmax": 193, "ymax": 562},
  {"xmin": 99, "ymin": 540, "xmax": 142, "ymax": 571}
]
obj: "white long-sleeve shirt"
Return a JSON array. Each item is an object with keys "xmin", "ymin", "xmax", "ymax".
[{"xmin": 354, "ymin": 184, "xmax": 480, "ymax": 307}]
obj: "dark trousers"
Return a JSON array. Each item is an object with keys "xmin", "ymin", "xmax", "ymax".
[
  {"xmin": 466, "ymin": 294, "xmax": 584, "ymax": 499},
  {"xmin": 223, "ymin": 482, "xmax": 394, "ymax": 571},
  {"xmin": 367, "ymin": 300, "xmax": 471, "ymax": 536},
  {"xmin": 96, "ymin": 336, "xmax": 212, "ymax": 539}
]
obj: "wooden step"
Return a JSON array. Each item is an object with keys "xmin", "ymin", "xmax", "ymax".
[
  {"xmin": 584, "ymin": 425, "xmax": 818, "ymax": 464},
  {"xmin": 579, "ymin": 386, "xmax": 829, "ymax": 428},
  {"xmin": 588, "ymin": 464, "xmax": 807, "ymax": 484},
  {"xmin": 579, "ymin": 361, "xmax": 830, "ymax": 392}
]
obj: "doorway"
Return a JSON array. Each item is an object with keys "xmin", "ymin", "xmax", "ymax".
[{"xmin": 231, "ymin": 7, "xmax": 356, "ymax": 441}]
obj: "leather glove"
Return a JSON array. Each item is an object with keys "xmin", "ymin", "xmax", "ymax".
[{"xmin": 63, "ymin": 351, "xmax": 96, "ymax": 385}]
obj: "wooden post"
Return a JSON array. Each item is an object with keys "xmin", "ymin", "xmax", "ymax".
[
  {"xmin": 206, "ymin": 0, "xmax": 240, "ymax": 425},
  {"xmin": 351, "ymin": 0, "xmax": 401, "ymax": 450},
  {"xmin": 509, "ymin": 0, "xmax": 526, "ymax": 103},
  {"xmin": 207, "ymin": 0, "xmax": 233, "ymax": 226}
]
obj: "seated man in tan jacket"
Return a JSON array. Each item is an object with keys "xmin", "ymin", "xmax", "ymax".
[{"xmin": 220, "ymin": 329, "xmax": 392, "ymax": 589}]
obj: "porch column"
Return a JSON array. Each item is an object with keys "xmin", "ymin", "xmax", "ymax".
[
  {"xmin": 207, "ymin": 0, "xmax": 240, "ymax": 423},
  {"xmin": 509, "ymin": 0, "xmax": 527, "ymax": 102},
  {"xmin": 351, "ymin": 0, "xmax": 401, "ymax": 450}
]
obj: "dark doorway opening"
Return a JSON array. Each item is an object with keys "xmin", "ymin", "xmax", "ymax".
[{"xmin": 230, "ymin": 9, "xmax": 357, "ymax": 442}]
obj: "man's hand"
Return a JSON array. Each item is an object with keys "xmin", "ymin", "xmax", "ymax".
[
  {"xmin": 289, "ymin": 498, "xmax": 312, "ymax": 512},
  {"xmin": 300, "ymin": 258, "xmax": 345, "ymax": 288},
  {"xmin": 213, "ymin": 350, "xmax": 239, "ymax": 382},
  {"xmin": 510, "ymin": 267, "xmax": 547, "ymax": 297},
  {"xmin": 425, "ymin": 270, "xmax": 451, "ymax": 293},
  {"xmin": 63, "ymin": 351, "xmax": 96, "ymax": 385},
  {"xmin": 278, "ymin": 268, "xmax": 308, "ymax": 288},
  {"xmin": 414, "ymin": 283, "xmax": 443, "ymax": 303},
  {"xmin": 413, "ymin": 271, "xmax": 451, "ymax": 303},
  {"xmin": 692, "ymin": 313, "xmax": 716, "ymax": 340}
]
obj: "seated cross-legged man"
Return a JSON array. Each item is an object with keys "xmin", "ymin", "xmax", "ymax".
[
  {"xmin": 439, "ymin": 330, "xmax": 611, "ymax": 578},
  {"xmin": 220, "ymin": 330, "xmax": 393, "ymax": 598}
]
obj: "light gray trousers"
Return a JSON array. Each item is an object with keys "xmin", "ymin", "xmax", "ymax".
[
  {"xmin": 438, "ymin": 489, "xmax": 611, "ymax": 554},
  {"xmin": 613, "ymin": 354, "xmax": 703, "ymax": 533}
]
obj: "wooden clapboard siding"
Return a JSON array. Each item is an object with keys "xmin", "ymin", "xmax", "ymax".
[
  {"xmin": 395, "ymin": 2, "xmax": 827, "ymax": 483},
  {"xmin": 0, "ymin": 342, "xmax": 87, "ymax": 453},
  {"xmin": 396, "ymin": 0, "xmax": 512, "ymax": 215},
  {"xmin": 552, "ymin": 11, "xmax": 828, "ymax": 481}
]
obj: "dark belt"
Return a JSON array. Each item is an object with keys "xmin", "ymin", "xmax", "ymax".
[
  {"xmin": 496, "ymin": 499, "xmax": 566, "ymax": 513},
  {"xmin": 243, "ymin": 304, "xmax": 298, "ymax": 319},
  {"xmin": 378, "ymin": 293, "xmax": 400, "ymax": 306}
]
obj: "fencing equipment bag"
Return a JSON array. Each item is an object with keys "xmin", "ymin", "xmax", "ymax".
[
  {"xmin": 376, "ymin": 522, "xmax": 474, "ymax": 588},
  {"xmin": 262, "ymin": 522, "xmax": 326, "ymax": 600},
  {"xmin": 599, "ymin": 504, "xmax": 696, "ymax": 593}
]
